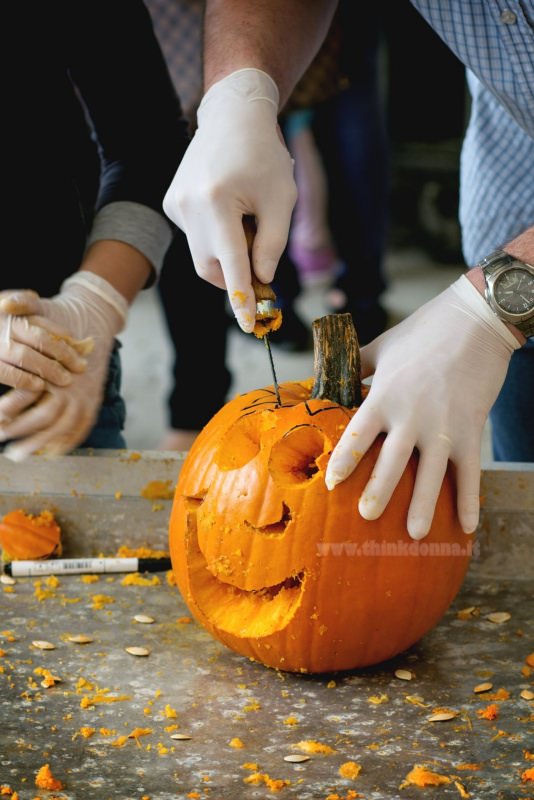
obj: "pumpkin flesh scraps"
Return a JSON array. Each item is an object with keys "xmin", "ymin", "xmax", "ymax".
[
  {"xmin": 169, "ymin": 316, "xmax": 473, "ymax": 673},
  {"xmin": 399, "ymin": 765, "xmax": 451, "ymax": 788},
  {"xmin": 253, "ymin": 307, "xmax": 282, "ymax": 338},
  {"xmin": 0, "ymin": 509, "xmax": 62, "ymax": 561}
]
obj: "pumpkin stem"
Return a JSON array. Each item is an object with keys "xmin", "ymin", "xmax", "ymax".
[{"xmin": 310, "ymin": 314, "xmax": 362, "ymax": 407}]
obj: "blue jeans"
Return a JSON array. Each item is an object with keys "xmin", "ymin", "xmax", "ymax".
[
  {"xmin": 0, "ymin": 341, "xmax": 126, "ymax": 453},
  {"xmin": 81, "ymin": 340, "xmax": 126, "ymax": 449},
  {"xmin": 490, "ymin": 339, "xmax": 534, "ymax": 462}
]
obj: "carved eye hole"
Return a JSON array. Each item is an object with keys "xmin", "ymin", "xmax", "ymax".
[
  {"xmin": 269, "ymin": 425, "xmax": 326, "ymax": 486},
  {"xmin": 215, "ymin": 415, "xmax": 261, "ymax": 470},
  {"xmin": 245, "ymin": 502, "xmax": 292, "ymax": 536}
]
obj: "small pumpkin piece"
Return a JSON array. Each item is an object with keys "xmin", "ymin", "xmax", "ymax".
[
  {"xmin": 399, "ymin": 765, "xmax": 451, "ymax": 788},
  {"xmin": 338, "ymin": 761, "xmax": 362, "ymax": 779},
  {"xmin": 295, "ymin": 740, "xmax": 336, "ymax": 755},
  {"xmin": 229, "ymin": 737, "xmax": 245, "ymax": 749},
  {"xmin": 456, "ymin": 606, "xmax": 479, "ymax": 620},
  {"xmin": 35, "ymin": 764, "xmax": 64, "ymax": 791},
  {"xmin": 0, "ymin": 509, "xmax": 62, "ymax": 561},
  {"xmin": 477, "ymin": 703, "xmax": 499, "ymax": 720}
]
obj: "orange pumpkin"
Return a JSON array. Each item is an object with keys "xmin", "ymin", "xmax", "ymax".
[
  {"xmin": 169, "ymin": 315, "xmax": 473, "ymax": 673},
  {"xmin": 0, "ymin": 509, "xmax": 62, "ymax": 561}
]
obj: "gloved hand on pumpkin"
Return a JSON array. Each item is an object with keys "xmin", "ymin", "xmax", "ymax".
[
  {"xmin": 0, "ymin": 267, "xmax": 128, "ymax": 462},
  {"xmin": 325, "ymin": 274, "xmax": 521, "ymax": 540}
]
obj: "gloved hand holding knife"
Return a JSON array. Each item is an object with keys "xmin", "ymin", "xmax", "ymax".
[{"xmin": 243, "ymin": 214, "xmax": 283, "ymax": 404}]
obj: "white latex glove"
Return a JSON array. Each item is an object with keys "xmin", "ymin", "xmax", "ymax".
[
  {"xmin": 163, "ymin": 69, "xmax": 297, "ymax": 333},
  {"xmin": 0, "ymin": 272, "xmax": 127, "ymax": 461},
  {"xmin": 325, "ymin": 275, "xmax": 521, "ymax": 540},
  {"xmin": 0, "ymin": 294, "xmax": 89, "ymax": 392}
]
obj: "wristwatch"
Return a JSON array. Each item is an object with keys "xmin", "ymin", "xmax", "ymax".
[{"xmin": 478, "ymin": 249, "xmax": 534, "ymax": 338}]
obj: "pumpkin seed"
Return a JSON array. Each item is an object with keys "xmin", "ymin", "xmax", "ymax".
[
  {"xmin": 125, "ymin": 646, "xmax": 150, "ymax": 657},
  {"xmin": 394, "ymin": 669, "xmax": 413, "ymax": 681},
  {"xmin": 170, "ymin": 733, "xmax": 192, "ymax": 740},
  {"xmin": 134, "ymin": 614, "xmax": 155, "ymax": 624},
  {"xmin": 67, "ymin": 634, "xmax": 94, "ymax": 644},
  {"xmin": 486, "ymin": 612, "xmax": 511, "ymax": 624},
  {"xmin": 427, "ymin": 711, "xmax": 457, "ymax": 722},
  {"xmin": 284, "ymin": 754, "xmax": 310, "ymax": 763},
  {"xmin": 0, "ymin": 574, "xmax": 16, "ymax": 585},
  {"xmin": 520, "ymin": 689, "xmax": 534, "ymax": 701},
  {"xmin": 473, "ymin": 682, "xmax": 493, "ymax": 693},
  {"xmin": 32, "ymin": 640, "xmax": 56, "ymax": 650}
]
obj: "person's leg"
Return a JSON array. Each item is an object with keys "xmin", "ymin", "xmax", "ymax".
[
  {"xmin": 313, "ymin": 4, "xmax": 390, "ymax": 345},
  {"xmin": 157, "ymin": 229, "xmax": 233, "ymax": 447},
  {"xmin": 490, "ymin": 342, "xmax": 534, "ymax": 462},
  {"xmin": 257, "ymin": 117, "xmax": 314, "ymax": 353},
  {"xmin": 268, "ymin": 247, "xmax": 313, "ymax": 352},
  {"xmin": 285, "ymin": 110, "xmax": 338, "ymax": 287},
  {"xmin": 245, "ymin": 115, "xmax": 311, "ymax": 354}
]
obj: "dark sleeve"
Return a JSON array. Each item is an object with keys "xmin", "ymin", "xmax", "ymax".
[{"xmin": 66, "ymin": 0, "xmax": 190, "ymax": 215}]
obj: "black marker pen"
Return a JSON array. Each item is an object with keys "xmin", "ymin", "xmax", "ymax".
[{"xmin": 4, "ymin": 556, "xmax": 172, "ymax": 578}]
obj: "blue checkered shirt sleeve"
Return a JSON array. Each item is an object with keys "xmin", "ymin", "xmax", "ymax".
[{"xmin": 411, "ymin": 0, "xmax": 534, "ymax": 263}]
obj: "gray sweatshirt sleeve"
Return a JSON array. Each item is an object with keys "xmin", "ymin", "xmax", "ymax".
[{"xmin": 86, "ymin": 201, "xmax": 173, "ymax": 285}]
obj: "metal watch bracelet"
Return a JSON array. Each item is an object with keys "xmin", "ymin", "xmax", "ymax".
[{"xmin": 478, "ymin": 249, "xmax": 534, "ymax": 339}]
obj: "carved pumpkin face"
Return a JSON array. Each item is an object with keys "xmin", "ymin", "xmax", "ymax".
[{"xmin": 169, "ymin": 378, "xmax": 472, "ymax": 674}]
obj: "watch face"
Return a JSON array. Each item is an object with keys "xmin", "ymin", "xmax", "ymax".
[{"xmin": 494, "ymin": 268, "xmax": 534, "ymax": 315}]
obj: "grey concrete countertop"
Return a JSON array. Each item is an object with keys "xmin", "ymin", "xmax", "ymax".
[{"xmin": 0, "ymin": 452, "xmax": 533, "ymax": 800}]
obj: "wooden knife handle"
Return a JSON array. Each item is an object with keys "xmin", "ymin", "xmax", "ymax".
[{"xmin": 243, "ymin": 215, "xmax": 277, "ymax": 303}]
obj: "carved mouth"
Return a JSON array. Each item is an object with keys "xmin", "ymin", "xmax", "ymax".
[{"xmin": 183, "ymin": 509, "xmax": 305, "ymax": 639}]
